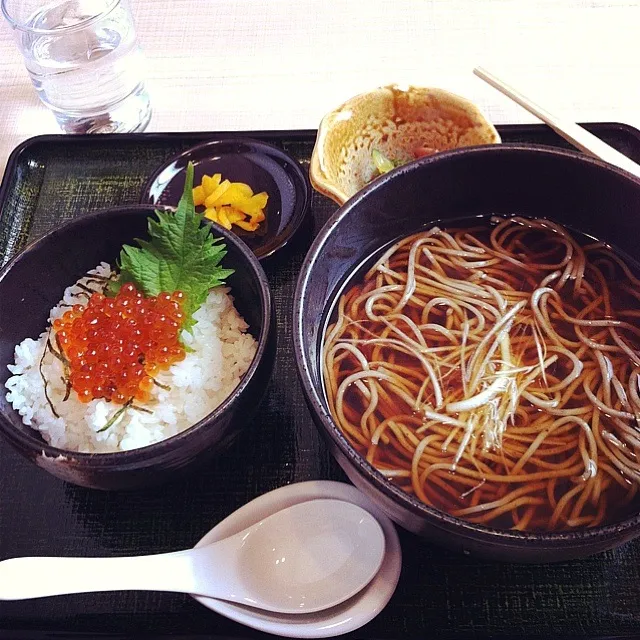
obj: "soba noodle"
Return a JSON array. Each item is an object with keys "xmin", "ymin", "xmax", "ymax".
[{"xmin": 323, "ymin": 216, "xmax": 640, "ymax": 531}]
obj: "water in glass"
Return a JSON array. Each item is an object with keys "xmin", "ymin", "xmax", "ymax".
[{"xmin": 18, "ymin": 0, "xmax": 151, "ymax": 133}]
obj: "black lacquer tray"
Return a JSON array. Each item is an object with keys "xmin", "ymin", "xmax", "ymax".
[{"xmin": 1, "ymin": 124, "xmax": 640, "ymax": 640}]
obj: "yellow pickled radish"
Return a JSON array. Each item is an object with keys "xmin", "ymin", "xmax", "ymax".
[
  {"xmin": 214, "ymin": 182, "xmax": 254, "ymax": 206},
  {"xmin": 193, "ymin": 172, "xmax": 269, "ymax": 233},
  {"xmin": 251, "ymin": 192, "xmax": 268, "ymax": 209},
  {"xmin": 217, "ymin": 207, "xmax": 232, "ymax": 230},
  {"xmin": 204, "ymin": 207, "xmax": 219, "ymax": 222},
  {"xmin": 235, "ymin": 193, "xmax": 269, "ymax": 216},
  {"xmin": 236, "ymin": 219, "xmax": 260, "ymax": 232},
  {"xmin": 192, "ymin": 185, "xmax": 205, "ymax": 206},
  {"xmin": 202, "ymin": 173, "xmax": 222, "ymax": 196},
  {"xmin": 204, "ymin": 180, "xmax": 232, "ymax": 208},
  {"xmin": 225, "ymin": 208, "xmax": 245, "ymax": 224}
]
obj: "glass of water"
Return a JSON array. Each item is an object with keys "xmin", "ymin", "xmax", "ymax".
[{"xmin": 2, "ymin": 0, "xmax": 152, "ymax": 134}]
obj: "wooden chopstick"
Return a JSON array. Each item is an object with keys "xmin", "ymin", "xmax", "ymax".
[{"xmin": 474, "ymin": 66, "xmax": 640, "ymax": 180}]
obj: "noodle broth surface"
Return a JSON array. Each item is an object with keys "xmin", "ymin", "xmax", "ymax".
[{"xmin": 322, "ymin": 216, "xmax": 640, "ymax": 532}]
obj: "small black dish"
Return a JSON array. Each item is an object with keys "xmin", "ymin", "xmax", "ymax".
[
  {"xmin": 140, "ymin": 138, "xmax": 310, "ymax": 260},
  {"xmin": 294, "ymin": 143, "xmax": 640, "ymax": 562},
  {"xmin": 0, "ymin": 206, "xmax": 277, "ymax": 490}
]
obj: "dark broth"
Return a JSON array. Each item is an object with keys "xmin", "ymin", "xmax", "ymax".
[{"xmin": 323, "ymin": 217, "xmax": 640, "ymax": 532}]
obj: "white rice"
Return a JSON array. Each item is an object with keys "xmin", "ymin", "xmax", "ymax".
[{"xmin": 5, "ymin": 264, "xmax": 258, "ymax": 453}]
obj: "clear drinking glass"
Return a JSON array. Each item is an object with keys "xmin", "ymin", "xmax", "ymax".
[{"xmin": 2, "ymin": 0, "xmax": 152, "ymax": 133}]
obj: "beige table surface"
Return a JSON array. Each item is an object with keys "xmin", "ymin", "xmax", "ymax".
[{"xmin": 0, "ymin": 0, "xmax": 639, "ymax": 176}]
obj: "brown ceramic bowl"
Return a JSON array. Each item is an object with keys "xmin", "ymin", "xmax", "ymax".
[
  {"xmin": 310, "ymin": 84, "xmax": 500, "ymax": 205},
  {"xmin": 0, "ymin": 206, "xmax": 276, "ymax": 490},
  {"xmin": 295, "ymin": 143, "xmax": 640, "ymax": 562}
]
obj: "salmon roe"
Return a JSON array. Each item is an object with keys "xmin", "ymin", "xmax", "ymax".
[{"xmin": 52, "ymin": 283, "xmax": 186, "ymax": 405}]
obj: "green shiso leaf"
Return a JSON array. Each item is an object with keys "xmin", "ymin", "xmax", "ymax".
[{"xmin": 111, "ymin": 162, "xmax": 234, "ymax": 327}]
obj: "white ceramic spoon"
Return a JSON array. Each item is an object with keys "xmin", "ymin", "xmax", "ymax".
[
  {"xmin": 0, "ymin": 498, "xmax": 385, "ymax": 615},
  {"xmin": 193, "ymin": 480, "xmax": 403, "ymax": 639}
]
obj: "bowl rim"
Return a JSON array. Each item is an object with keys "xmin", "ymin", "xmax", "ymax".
[
  {"xmin": 0, "ymin": 204, "xmax": 273, "ymax": 468},
  {"xmin": 294, "ymin": 142, "xmax": 640, "ymax": 546},
  {"xmin": 138, "ymin": 136, "xmax": 311, "ymax": 260}
]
